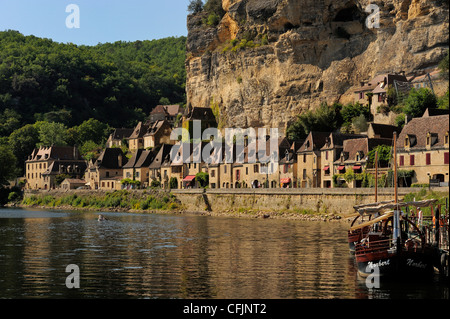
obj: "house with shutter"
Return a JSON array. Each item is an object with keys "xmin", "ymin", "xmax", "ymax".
[
  {"xmin": 296, "ymin": 131, "xmax": 330, "ymax": 188},
  {"xmin": 25, "ymin": 146, "xmax": 86, "ymax": 190},
  {"xmin": 334, "ymin": 137, "xmax": 392, "ymax": 188},
  {"xmin": 397, "ymin": 114, "xmax": 449, "ymax": 186},
  {"xmin": 320, "ymin": 133, "xmax": 366, "ymax": 188},
  {"xmin": 85, "ymin": 148, "xmax": 127, "ymax": 190}
]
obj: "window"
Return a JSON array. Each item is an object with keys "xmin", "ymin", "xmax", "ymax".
[
  {"xmin": 426, "ymin": 153, "xmax": 431, "ymax": 165},
  {"xmin": 235, "ymin": 170, "xmax": 240, "ymax": 181},
  {"xmin": 399, "ymin": 155, "xmax": 404, "ymax": 166},
  {"xmin": 359, "ymin": 92, "xmax": 364, "ymax": 100},
  {"xmin": 211, "ymin": 170, "xmax": 215, "ymax": 177},
  {"xmin": 410, "ymin": 155, "xmax": 415, "ymax": 166},
  {"xmin": 284, "ymin": 164, "xmax": 288, "ymax": 173},
  {"xmin": 303, "ymin": 154, "xmax": 306, "ymax": 163},
  {"xmin": 445, "ymin": 152, "xmax": 449, "ymax": 165},
  {"xmin": 253, "ymin": 164, "xmax": 259, "ymax": 173},
  {"xmin": 246, "ymin": 167, "xmax": 248, "ymax": 175},
  {"xmin": 106, "ymin": 171, "xmax": 110, "ymax": 177},
  {"xmin": 325, "ymin": 151, "xmax": 328, "ymax": 160},
  {"xmin": 224, "ymin": 165, "xmax": 227, "ymax": 174},
  {"xmin": 303, "ymin": 169, "xmax": 307, "ymax": 179}
]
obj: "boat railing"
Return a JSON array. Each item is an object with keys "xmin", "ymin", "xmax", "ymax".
[{"xmin": 355, "ymin": 238, "xmax": 392, "ymax": 255}]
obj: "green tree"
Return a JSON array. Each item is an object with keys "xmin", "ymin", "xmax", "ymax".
[
  {"xmin": 69, "ymin": 118, "xmax": 110, "ymax": 146},
  {"xmin": 188, "ymin": 0, "xmax": 204, "ymax": 14},
  {"xmin": 8, "ymin": 124, "xmax": 40, "ymax": 174},
  {"xmin": 403, "ymin": 88, "xmax": 437, "ymax": 118},
  {"xmin": 79, "ymin": 140, "xmax": 103, "ymax": 161},
  {"xmin": 367, "ymin": 145, "xmax": 392, "ymax": 168},
  {"xmin": 438, "ymin": 90, "xmax": 449, "ymax": 110},
  {"xmin": 286, "ymin": 103, "xmax": 342, "ymax": 140},
  {"xmin": 341, "ymin": 102, "xmax": 370, "ymax": 126},
  {"xmin": 195, "ymin": 172, "xmax": 209, "ymax": 188},
  {"xmin": 0, "ymin": 144, "xmax": 17, "ymax": 186},
  {"xmin": 352, "ymin": 114, "xmax": 368, "ymax": 133},
  {"xmin": 169, "ymin": 177, "xmax": 178, "ymax": 189},
  {"xmin": 439, "ymin": 50, "xmax": 449, "ymax": 80},
  {"xmin": 36, "ymin": 121, "xmax": 69, "ymax": 147},
  {"xmin": 0, "ymin": 108, "xmax": 22, "ymax": 136}
]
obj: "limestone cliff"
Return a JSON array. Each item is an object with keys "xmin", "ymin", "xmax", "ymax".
[{"xmin": 185, "ymin": 0, "xmax": 449, "ymax": 133}]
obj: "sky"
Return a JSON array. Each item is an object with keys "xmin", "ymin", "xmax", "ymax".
[{"xmin": 0, "ymin": 0, "xmax": 191, "ymax": 45}]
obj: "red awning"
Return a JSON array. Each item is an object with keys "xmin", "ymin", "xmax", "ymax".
[
  {"xmin": 183, "ymin": 175, "xmax": 196, "ymax": 182},
  {"xmin": 353, "ymin": 165, "xmax": 361, "ymax": 170},
  {"xmin": 338, "ymin": 166, "xmax": 345, "ymax": 171},
  {"xmin": 323, "ymin": 166, "xmax": 330, "ymax": 171},
  {"xmin": 280, "ymin": 178, "xmax": 291, "ymax": 184}
]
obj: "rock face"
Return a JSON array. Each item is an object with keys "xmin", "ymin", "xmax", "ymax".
[{"xmin": 185, "ymin": 0, "xmax": 449, "ymax": 133}]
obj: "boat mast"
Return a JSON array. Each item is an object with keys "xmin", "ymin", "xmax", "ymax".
[
  {"xmin": 375, "ymin": 150, "xmax": 378, "ymax": 203},
  {"xmin": 393, "ymin": 131, "xmax": 401, "ymax": 246},
  {"xmin": 393, "ymin": 132, "xmax": 397, "ymax": 204}
]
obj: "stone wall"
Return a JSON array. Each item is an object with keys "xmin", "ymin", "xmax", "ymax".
[{"xmin": 171, "ymin": 187, "xmax": 449, "ymax": 215}]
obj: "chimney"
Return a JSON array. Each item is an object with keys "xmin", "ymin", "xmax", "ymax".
[{"xmin": 118, "ymin": 153, "xmax": 123, "ymax": 168}]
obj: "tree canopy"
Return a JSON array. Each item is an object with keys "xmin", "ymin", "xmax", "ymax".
[{"xmin": 0, "ymin": 30, "xmax": 186, "ymax": 129}]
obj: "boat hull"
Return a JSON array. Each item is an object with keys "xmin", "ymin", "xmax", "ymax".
[{"xmin": 355, "ymin": 250, "xmax": 435, "ymax": 279}]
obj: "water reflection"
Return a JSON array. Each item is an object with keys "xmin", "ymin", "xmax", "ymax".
[{"xmin": 0, "ymin": 208, "xmax": 447, "ymax": 299}]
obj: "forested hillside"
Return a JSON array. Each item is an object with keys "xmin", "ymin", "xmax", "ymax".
[{"xmin": 0, "ymin": 30, "xmax": 186, "ymax": 129}]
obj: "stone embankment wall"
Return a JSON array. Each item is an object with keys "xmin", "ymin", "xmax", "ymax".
[
  {"xmin": 22, "ymin": 187, "xmax": 448, "ymax": 217},
  {"xmin": 172, "ymin": 187, "xmax": 449, "ymax": 215}
]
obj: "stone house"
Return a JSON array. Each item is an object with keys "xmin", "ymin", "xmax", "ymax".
[
  {"xmin": 397, "ymin": 114, "xmax": 449, "ymax": 186},
  {"xmin": 278, "ymin": 148, "xmax": 297, "ymax": 188},
  {"xmin": 354, "ymin": 73, "xmax": 408, "ymax": 116},
  {"xmin": 149, "ymin": 104, "xmax": 182, "ymax": 126},
  {"xmin": 320, "ymin": 133, "xmax": 366, "ymax": 188},
  {"xmin": 143, "ymin": 120, "xmax": 173, "ymax": 149},
  {"xmin": 297, "ymin": 131, "xmax": 330, "ymax": 188},
  {"xmin": 148, "ymin": 144, "xmax": 173, "ymax": 187},
  {"xmin": 60, "ymin": 178, "xmax": 86, "ymax": 190},
  {"xmin": 128, "ymin": 121, "xmax": 150, "ymax": 153},
  {"xmin": 334, "ymin": 137, "xmax": 392, "ymax": 188},
  {"xmin": 106, "ymin": 128, "xmax": 133, "ymax": 148},
  {"xmin": 85, "ymin": 148, "xmax": 127, "ymax": 190},
  {"xmin": 122, "ymin": 149, "xmax": 155, "ymax": 188},
  {"xmin": 25, "ymin": 146, "xmax": 86, "ymax": 190}
]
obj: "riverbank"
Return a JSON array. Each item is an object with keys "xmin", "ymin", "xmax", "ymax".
[{"xmin": 10, "ymin": 187, "xmax": 448, "ymax": 222}]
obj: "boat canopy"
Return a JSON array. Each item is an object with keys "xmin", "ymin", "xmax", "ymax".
[
  {"xmin": 350, "ymin": 212, "xmax": 394, "ymax": 231},
  {"xmin": 354, "ymin": 199, "xmax": 438, "ymax": 215}
]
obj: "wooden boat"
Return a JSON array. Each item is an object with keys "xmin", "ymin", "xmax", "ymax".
[
  {"xmin": 352, "ymin": 200, "xmax": 438, "ymax": 279},
  {"xmin": 349, "ymin": 132, "xmax": 439, "ymax": 279}
]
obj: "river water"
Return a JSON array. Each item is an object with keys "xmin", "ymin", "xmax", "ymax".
[{"xmin": 0, "ymin": 208, "xmax": 447, "ymax": 299}]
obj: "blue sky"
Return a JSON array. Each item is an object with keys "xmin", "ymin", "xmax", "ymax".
[{"xmin": 0, "ymin": 0, "xmax": 191, "ymax": 45}]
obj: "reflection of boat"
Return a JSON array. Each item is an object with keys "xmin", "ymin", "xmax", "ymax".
[{"xmin": 348, "ymin": 132, "xmax": 439, "ymax": 279}]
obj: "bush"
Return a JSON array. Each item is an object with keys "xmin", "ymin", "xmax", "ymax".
[{"xmin": 8, "ymin": 191, "xmax": 21, "ymax": 202}]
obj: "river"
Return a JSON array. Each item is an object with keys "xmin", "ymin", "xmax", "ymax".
[{"xmin": 0, "ymin": 208, "xmax": 447, "ymax": 299}]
